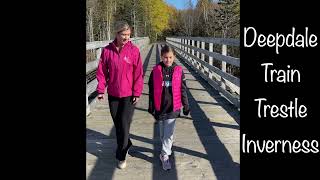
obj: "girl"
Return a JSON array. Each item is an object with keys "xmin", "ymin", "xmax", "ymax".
[{"xmin": 148, "ymin": 45, "xmax": 190, "ymax": 170}]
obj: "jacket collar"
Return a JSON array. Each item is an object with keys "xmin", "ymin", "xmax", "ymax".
[
  {"xmin": 159, "ymin": 61, "xmax": 177, "ymax": 69},
  {"xmin": 110, "ymin": 39, "xmax": 132, "ymax": 53}
]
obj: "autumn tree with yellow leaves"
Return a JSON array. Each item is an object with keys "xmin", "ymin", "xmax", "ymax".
[{"xmin": 86, "ymin": 0, "xmax": 240, "ymax": 42}]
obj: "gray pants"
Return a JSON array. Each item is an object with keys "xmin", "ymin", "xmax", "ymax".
[{"xmin": 159, "ymin": 118, "xmax": 176, "ymax": 156}]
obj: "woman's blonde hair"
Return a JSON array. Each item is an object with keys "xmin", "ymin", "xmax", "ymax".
[{"xmin": 114, "ymin": 21, "xmax": 130, "ymax": 34}]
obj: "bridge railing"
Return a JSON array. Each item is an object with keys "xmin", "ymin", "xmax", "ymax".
[
  {"xmin": 166, "ymin": 37, "xmax": 240, "ymax": 108},
  {"xmin": 86, "ymin": 37, "xmax": 150, "ymax": 116}
]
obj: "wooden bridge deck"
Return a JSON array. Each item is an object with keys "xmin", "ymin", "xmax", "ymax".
[{"xmin": 86, "ymin": 43, "xmax": 240, "ymax": 180}]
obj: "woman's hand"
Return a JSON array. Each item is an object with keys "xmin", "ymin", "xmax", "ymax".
[
  {"xmin": 132, "ymin": 97, "xmax": 140, "ymax": 105},
  {"xmin": 97, "ymin": 94, "xmax": 105, "ymax": 101}
]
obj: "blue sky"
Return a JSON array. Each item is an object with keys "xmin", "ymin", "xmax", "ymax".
[{"xmin": 165, "ymin": 0, "xmax": 197, "ymax": 10}]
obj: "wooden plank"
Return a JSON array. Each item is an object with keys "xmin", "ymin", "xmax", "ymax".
[
  {"xmin": 86, "ymin": 41, "xmax": 111, "ymax": 50},
  {"xmin": 86, "ymin": 37, "xmax": 149, "ymax": 50},
  {"xmin": 86, "ymin": 60, "xmax": 99, "ymax": 74},
  {"xmin": 167, "ymin": 39, "xmax": 240, "ymax": 67},
  {"xmin": 174, "ymin": 51, "xmax": 240, "ymax": 108},
  {"xmin": 87, "ymin": 79, "xmax": 98, "ymax": 95},
  {"xmin": 166, "ymin": 41, "xmax": 240, "ymax": 87},
  {"xmin": 221, "ymin": 44, "xmax": 227, "ymax": 90},
  {"xmin": 171, "ymin": 36, "xmax": 240, "ymax": 46}
]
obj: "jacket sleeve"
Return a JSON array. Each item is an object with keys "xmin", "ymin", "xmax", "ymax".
[
  {"xmin": 96, "ymin": 48, "xmax": 108, "ymax": 94},
  {"xmin": 148, "ymin": 71, "xmax": 154, "ymax": 112},
  {"xmin": 133, "ymin": 50, "xmax": 144, "ymax": 97},
  {"xmin": 181, "ymin": 70, "xmax": 189, "ymax": 109}
]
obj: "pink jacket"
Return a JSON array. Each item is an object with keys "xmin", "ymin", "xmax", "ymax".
[
  {"xmin": 153, "ymin": 64, "xmax": 183, "ymax": 112},
  {"xmin": 96, "ymin": 40, "xmax": 143, "ymax": 97}
]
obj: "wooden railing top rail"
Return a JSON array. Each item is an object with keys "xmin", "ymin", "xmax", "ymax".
[{"xmin": 169, "ymin": 36, "xmax": 240, "ymax": 46}]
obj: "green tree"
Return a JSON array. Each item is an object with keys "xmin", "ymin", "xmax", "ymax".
[
  {"xmin": 216, "ymin": 0, "xmax": 240, "ymax": 38},
  {"xmin": 148, "ymin": 0, "xmax": 170, "ymax": 41}
]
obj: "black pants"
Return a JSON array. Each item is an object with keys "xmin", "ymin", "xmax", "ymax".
[{"xmin": 108, "ymin": 95, "xmax": 135, "ymax": 161}]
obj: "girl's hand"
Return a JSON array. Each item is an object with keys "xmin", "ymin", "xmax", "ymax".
[{"xmin": 183, "ymin": 106, "xmax": 190, "ymax": 115}]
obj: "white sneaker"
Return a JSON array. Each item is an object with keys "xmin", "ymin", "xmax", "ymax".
[
  {"xmin": 118, "ymin": 160, "xmax": 127, "ymax": 169},
  {"xmin": 159, "ymin": 154, "xmax": 171, "ymax": 170}
]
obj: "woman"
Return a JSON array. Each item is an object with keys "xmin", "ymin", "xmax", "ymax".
[{"xmin": 96, "ymin": 21, "xmax": 143, "ymax": 169}]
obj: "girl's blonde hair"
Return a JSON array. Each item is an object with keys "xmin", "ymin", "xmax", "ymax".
[{"xmin": 114, "ymin": 21, "xmax": 130, "ymax": 34}]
